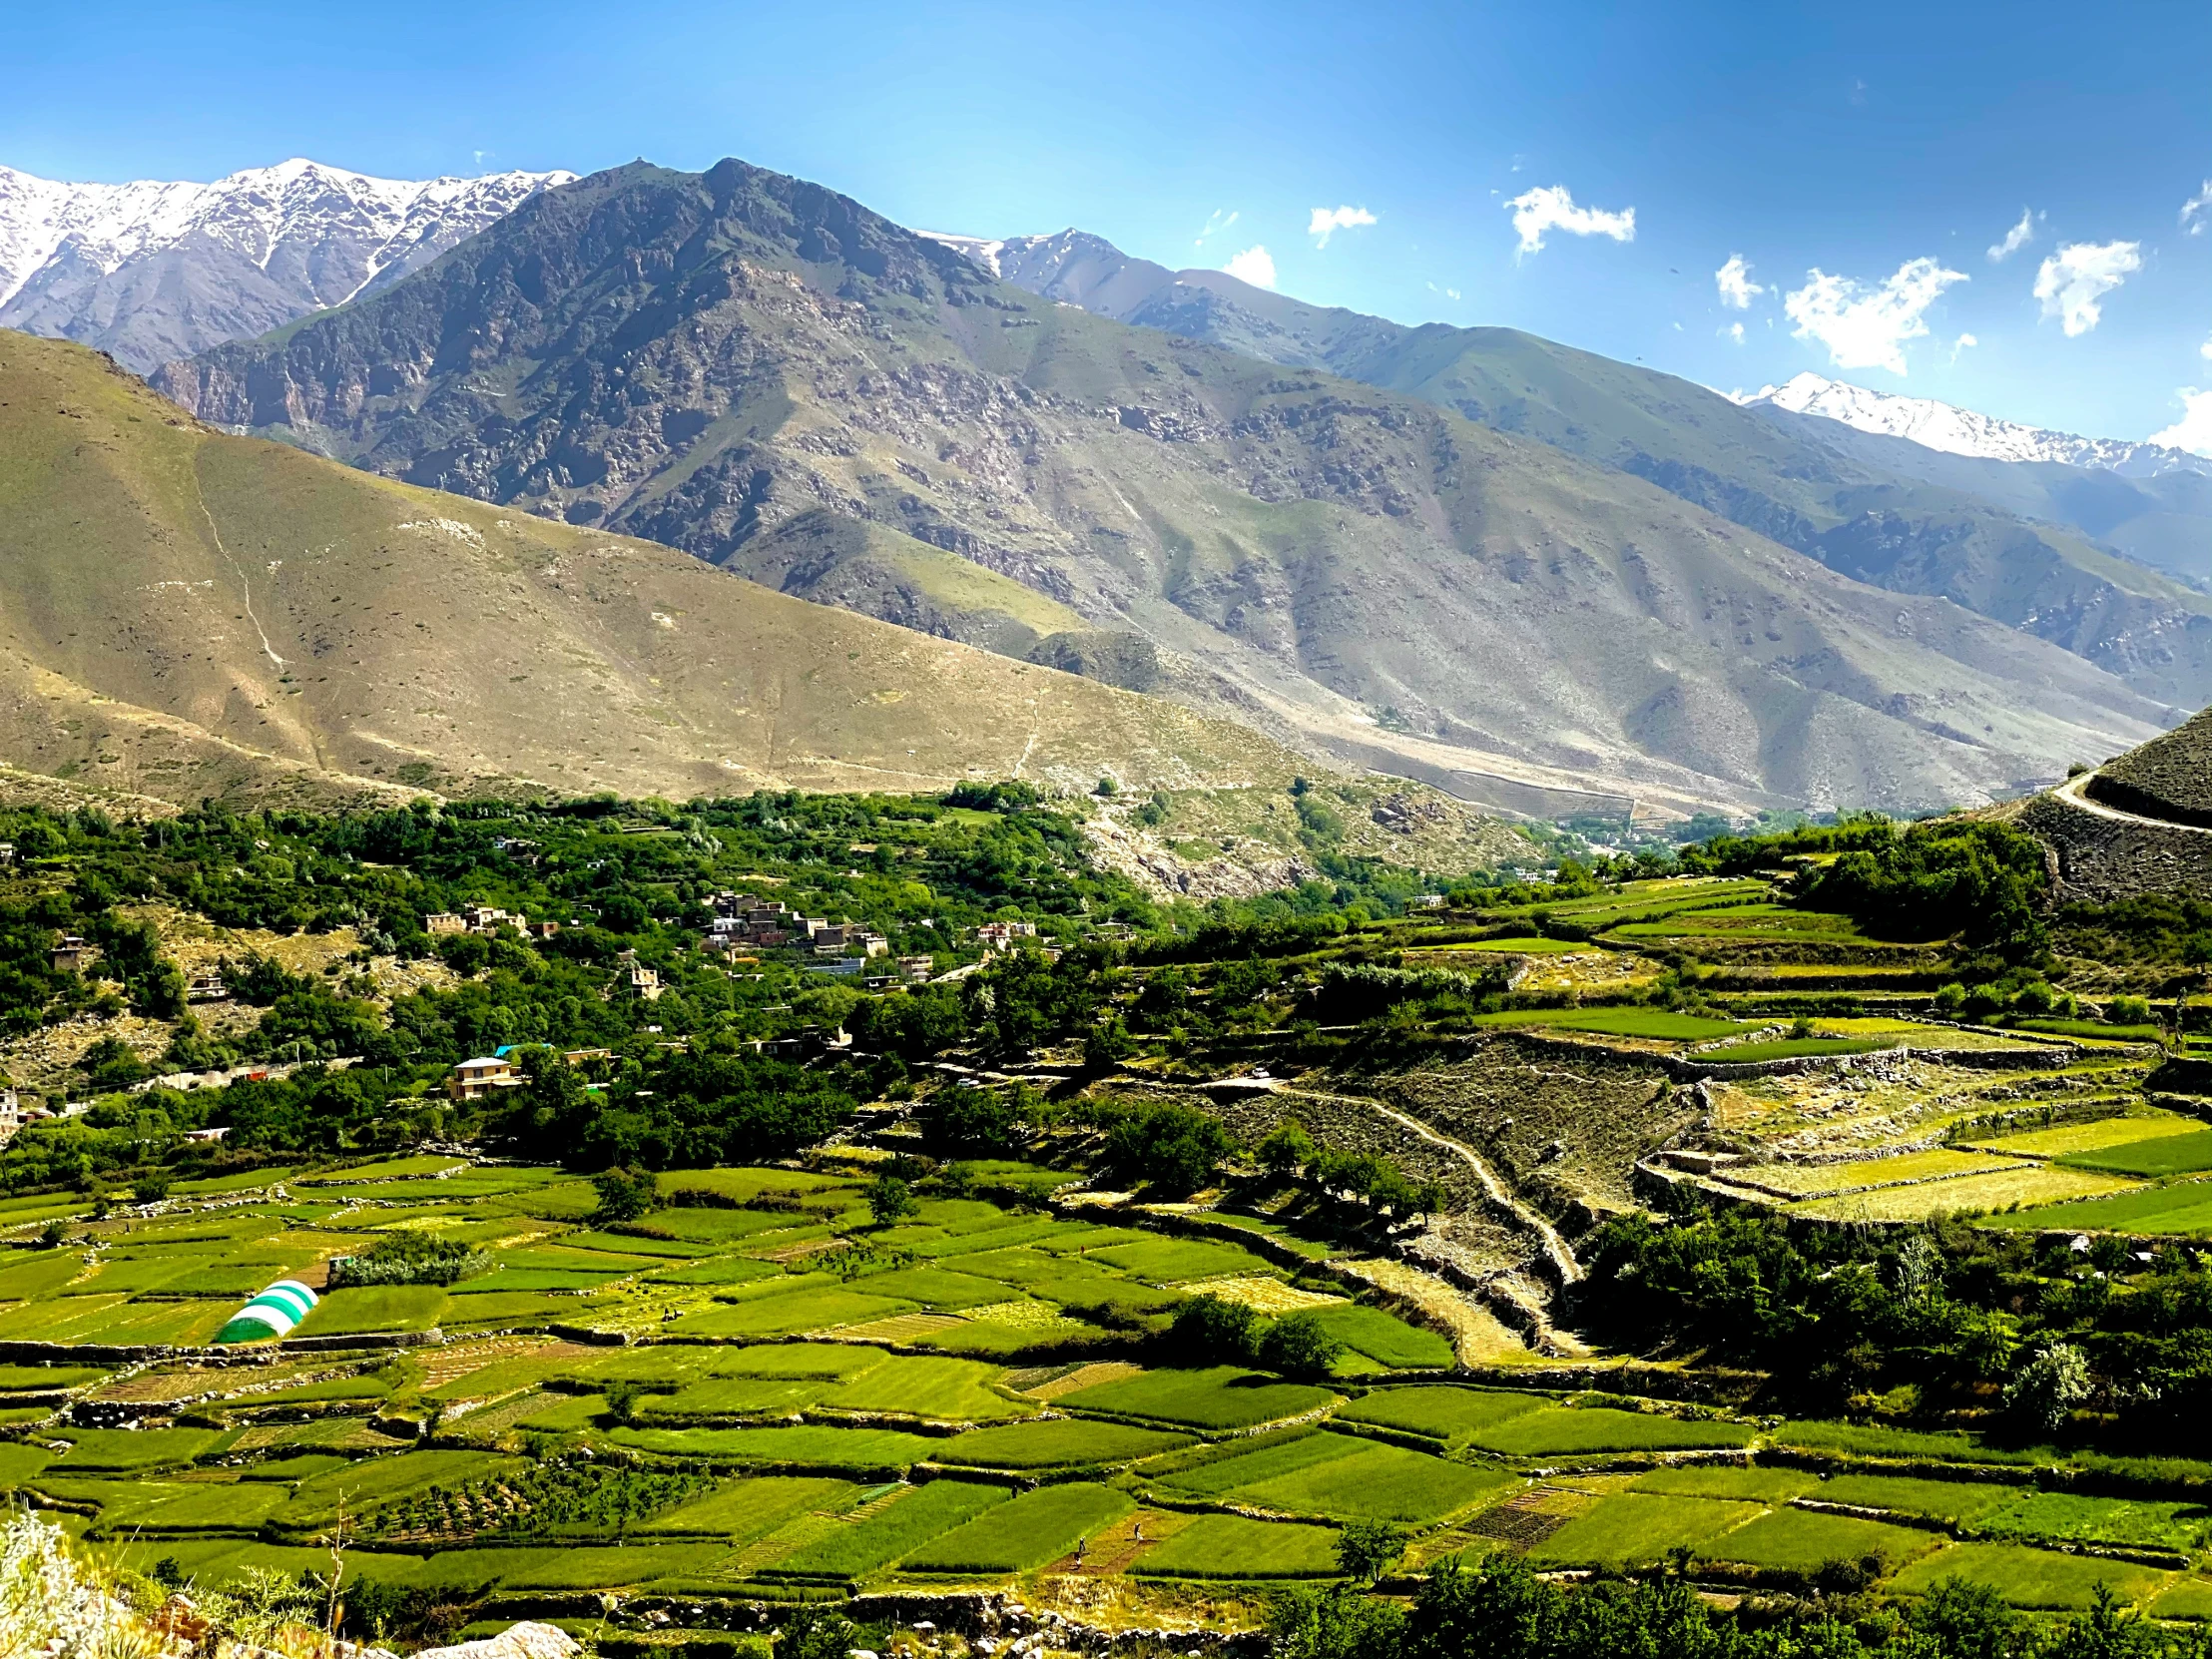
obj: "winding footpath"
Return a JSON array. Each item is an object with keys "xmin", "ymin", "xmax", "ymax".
[{"xmin": 2050, "ymin": 767, "xmax": 2212, "ymax": 835}]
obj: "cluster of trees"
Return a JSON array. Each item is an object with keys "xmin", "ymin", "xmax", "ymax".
[
  {"xmin": 1580, "ymin": 1206, "xmax": 2212, "ymax": 1440},
  {"xmin": 327, "ymin": 1230, "xmax": 491, "ymax": 1288},
  {"xmin": 1170, "ymin": 1292, "xmax": 1347, "ymax": 1378},
  {"xmin": 1272, "ymin": 1550, "xmax": 2202, "ymax": 1659},
  {"xmin": 1260, "ymin": 1121, "xmax": 1445, "ymax": 1218}
]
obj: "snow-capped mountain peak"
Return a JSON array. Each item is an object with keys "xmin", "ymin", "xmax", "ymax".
[
  {"xmin": 0, "ymin": 157, "xmax": 577, "ymax": 370},
  {"xmin": 1738, "ymin": 371, "xmax": 2209, "ymax": 476}
]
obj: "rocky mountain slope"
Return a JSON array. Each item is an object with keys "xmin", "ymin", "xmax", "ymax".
[
  {"xmin": 0, "ymin": 330, "xmax": 1305, "ymax": 809},
  {"xmin": 939, "ymin": 229, "xmax": 2212, "ymax": 691},
  {"xmin": 152, "ymin": 160, "xmax": 2173, "ymax": 819},
  {"xmin": 0, "ymin": 157, "xmax": 573, "ymax": 371},
  {"xmin": 1741, "ymin": 372, "xmax": 2212, "ymax": 476}
]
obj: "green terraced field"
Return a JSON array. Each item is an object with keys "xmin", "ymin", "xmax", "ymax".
[
  {"xmin": 763, "ymin": 1478, "xmax": 1009, "ymax": 1581},
  {"xmin": 1988, "ymin": 1182, "xmax": 2212, "ymax": 1237},
  {"xmin": 1530, "ymin": 1494, "xmax": 1763, "ymax": 1566},
  {"xmin": 1810, "ymin": 1474, "xmax": 2017, "ymax": 1523},
  {"xmin": 1890, "ymin": 1542, "xmax": 2173, "ymax": 1610},
  {"xmin": 898, "ymin": 1481, "xmax": 1133, "ymax": 1573},
  {"xmin": 1465, "ymin": 1009, "xmax": 1747, "ymax": 1040},
  {"xmin": 1131, "ymin": 1512, "xmax": 1344, "ymax": 1579},
  {"xmin": 1055, "ymin": 1367, "xmax": 1338, "ymax": 1429},
  {"xmin": 1303, "ymin": 1304, "xmax": 1456, "ymax": 1369},
  {"xmin": 2058, "ymin": 1129, "xmax": 2212, "ymax": 1178},
  {"xmin": 1630, "ymin": 1466, "xmax": 1818, "ymax": 1503},
  {"xmin": 1465, "ymin": 1407, "xmax": 1758, "ymax": 1456},
  {"xmin": 20, "ymin": 1147, "xmax": 2204, "ymax": 1624},
  {"xmin": 933, "ymin": 1418, "xmax": 1193, "ymax": 1469},
  {"xmin": 1336, "ymin": 1386, "xmax": 1548, "ymax": 1441},
  {"xmin": 1705, "ymin": 1507, "xmax": 1940, "ymax": 1572},
  {"xmin": 1192, "ymin": 1433, "xmax": 1506, "ymax": 1524}
]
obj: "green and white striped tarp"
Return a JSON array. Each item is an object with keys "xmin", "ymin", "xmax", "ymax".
[{"xmin": 214, "ymin": 1279, "xmax": 318, "ymax": 1344}]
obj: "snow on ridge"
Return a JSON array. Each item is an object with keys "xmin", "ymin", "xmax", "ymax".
[
  {"xmin": 1738, "ymin": 371, "xmax": 2210, "ymax": 477},
  {"xmin": 0, "ymin": 157, "xmax": 578, "ymax": 310}
]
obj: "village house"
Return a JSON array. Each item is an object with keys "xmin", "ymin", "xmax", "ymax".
[
  {"xmin": 447, "ymin": 1055, "xmax": 526, "ymax": 1102},
  {"xmin": 975, "ymin": 919, "xmax": 1038, "ymax": 951},
  {"xmin": 898, "ymin": 954, "xmax": 934, "ymax": 982},
  {"xmin": 51, "ymin": 935, "xmax": 95, "ymax": 972}
]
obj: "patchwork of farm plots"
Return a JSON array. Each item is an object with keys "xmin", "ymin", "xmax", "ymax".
[
  {"xmin": 16, "ymin": 1142, "xmax": 2212, "ymax": 1632},
  {"xmin": 6, "ymin": 1158, "xmax": 2212, "ymax": 1625}
]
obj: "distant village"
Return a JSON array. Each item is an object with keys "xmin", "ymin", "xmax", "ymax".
[{"xmin": 0, "ymin": 886, "xmax": 1059, "ymax": 1141}]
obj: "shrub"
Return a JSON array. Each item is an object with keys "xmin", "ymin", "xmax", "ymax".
[
  {"xmin": 867, "ymin": 1175, "xmax": 917, "ymax": 1228},
  {"xmin": 1170, "ymin": 1294, "xmax": 1261, "ymax": 1364},
  {"xmin": 328, "ymin": 1230, "xmax": 491, "ymax": 1289},
  {"xmin": 1260, "ymin": 1311, "xmax": 1347, "ymax": 1379},
  {"xmin": 1102, "ymin": 1101, "xmax": 1233, "ymax": 1196},
  {"xmin": 1338, "ymin": 1518, "xmax": 1408, "ymax": 1582},
  {"xmin": 591, "ymin": 1165, "xmax": 660, "ymax": 1223}
]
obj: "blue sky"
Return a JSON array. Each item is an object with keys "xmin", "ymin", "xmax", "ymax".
[{"xmin": 7, "ymin": 0, "xmax": 2210, "ymax": 445}]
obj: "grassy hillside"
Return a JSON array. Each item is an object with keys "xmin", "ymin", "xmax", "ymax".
[
  {"xmin": 0, "ymin": 331, "xmax": 1309, "ymax": 807},
  {"xmin": 977, "ymin": 237, "xmax": 2212, "ymax": 705},
  {"xmin": 155, "ymin": 161, "xmax": 2169, "ymax": 817}
]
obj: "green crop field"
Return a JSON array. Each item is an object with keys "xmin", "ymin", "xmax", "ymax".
[
  {"xmin": 49, "ymin": 1428, "xmax": 222, "ymax": 1472},
  {"xmin": 1057, "ymin": 1367, "xmax": 1337, "ymax": 1429},
  {"xmin": 1131, "ymin": 1513, "xmax": 1344, "ymax": 1579},
  {"xmin": 1704, "ymin": 1508, "xmax": 1939, "ymax": 1572},
  {"xmin": 292, "ymin": 1285, "xmax": 448, "ymax": 1336},
  {"xmin": 933, "ymin": 1419, "xmax": 1192, "ymax": 1469},
  {"xmin": 2059, "ymin": 1129, "xmax": 2212, "ymax": 1177},
  {"xmin": 665, "ymin": 1287, "xmax": 918, "ymax": 1338},
  {"xmin": 1208, "ymin": 1434, "xmax": 1506, "ymax": 1524},
  {"xmin": 1449, "ymin": 936, "xmax": 1594, "ymax": 955},
  {"xmin": 764, "ymin": 1478, "xmax": 1009, "ymax": 1581},
  {"xmin": 1977, "ymin": 1490, "xmax": 2212, "ymax": 1553},
  {"xmin": 1631, "ymin": 1466, "xmax": 1818, "ymax": 1503},
  {"xmin": 899, "ymin": 1481, "xmax": 1133, "ymax": 1574},
  {"xmin": 1466, "ymin": 1009, "xmax": 1747, "ymax": 1041},
  {"xmin": 1530, "ymin": 1494, "xmax": 1763, "ymax": 1566},
  {"xmin": 1810, "ymin": 1474, "xmax": 2016, "ymax": 1524},
  {"xmin": 606, "ymin": 1425, "xmax": 941, "ymax": 1469},
  {"xmin": 1989, "ymin": 1182, "xmax": 2212, "ymax": 1237},
  {"xmin": 1302, "ymin": 1304, "xmax": 1455, "ymax": 1370},
  {"xmin": 1336, "ymin": 1386, "xmax": 1547, "ymax": 1441},
  {"xmin": 1773, "ymin": 1420, "xmax": 2042, "ymax": 1464},
  {"xmin": 1698, "ymin": 1038, "xmax": 1896, "ymax": 1063},
  {"xmin": 1891, "ymin": 1543, "xmax": 2173, "ymax": 1610},
  {"xmin": 1466, "ymin": 1407, "xmax": 1758, "ymax": 1456},
  {"xmin": 1082, "ymin": 1237, "xmax": 1280, "ymax": 1283}
]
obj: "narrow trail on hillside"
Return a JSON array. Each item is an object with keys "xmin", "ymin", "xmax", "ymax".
[
  {"xmin": 2053, "ymin": 768, "xmax": 2212, "ymax": 835},
  {"xmin": 1275, "ymin": 1085, "xmax": 1583, "ymax": 1286},
  {"xmin": 198, "ymin": 495, "xmax": 286, "ymax": 673}
]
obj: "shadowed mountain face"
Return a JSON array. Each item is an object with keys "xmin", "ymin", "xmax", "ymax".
[
  {"xmin": 954, "ymin": 231, "xmax": 2212, "ymax": 704},
  {"xmin": 0, "ymin": 330, "xmax": 1302, "ymax": 809},
  {"xmin": 155, "ymin": 161, "xmax": 2171, "ymax": 816}
]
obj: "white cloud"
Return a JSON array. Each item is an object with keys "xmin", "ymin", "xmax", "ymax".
[
  {"xmin": 1715, "ymin": 254, "xmax": 1763, "ymax": 309},
  {"xmin": 1987, "ymin": 209, "xmax": 2037, "ymax": 262},
  {"xmin": 1194, "ymin": 209, "xmax": 1238, "ymax": 249},
  {"xmin": 1308, "ymin": 205, "xmax": 1377, "ymax": 248},
  {"xmin": 1949, "ymin": 332, "xmax": 1978, "ymax": 364},
  {"xmin": 2033, "ymin": 241, "xmax": 2142, "ymax": 336},
  {"xmin": 1424, "ymin": 281, "xmax": 1461, "ymax": 300},
  {"xmin": 1724, "ymin": 321, "xmax": 1745, "ymax": 344},
  {"xmin": 1223, "ymin": 246, "xmax": 1277, "ymax": 288},
  {"xmin": 2183, "ymin": 182, "xmax": 2212, "ymax": 236},
  {"xmin": 2202, "ymin": 333, "xmax": 2212, "ymax": 361},
  {"xmin": 1783, "ymin": 257, "xmax": 1968, "ymax": 374},
  {"xmin": 1505, "ymin": 185, "xmax": 1635, "ymax": 257},
  {"xmin": 2149, "ymin": 388, "xmax": 2212, "ymax": 457}
]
